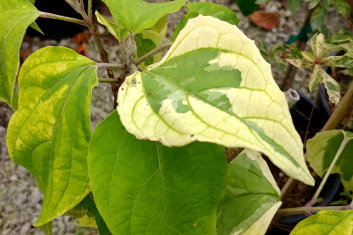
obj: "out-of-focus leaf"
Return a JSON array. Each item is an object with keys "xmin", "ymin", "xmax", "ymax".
[
  {"xmin": 290, "ymin": 210, "xmax": 353, "ymax": 235},
  {"xmin": 217, "ymin": 149, "xmax": 282, "ymax": 235},
  {"xmin": 329, "ymin": 0, "xmax": 351, "ymax": 17},
  {"xmin": 249, "ymin": 11, "xmax": 280, "ymax": 30},
  {"xmin": 301, "ymin": 51, "xmax": 315, "ymax": 62},
  {"xmin": 172, "ymin": 2, "xmax": 239, "ymax": 40},
  {"xmin": 307, "ymin": 0, "xmax": 321, "ymax": 9},
  {"xmin": 310, "ymin": 6, "xmax": 329, "ymax": 35},
  {"xmin": 288, "ymin": 0, "xmax": 301, "ymax": 13},
  {"xmin": 307, "ymin": 130, "xmax": 353, "ymax": 195},
  {"xmin": 234, "ymin": 0, "xmax": 259, "ymax": 16},
  {"xmin": 323, "ymin": 53, "xmax": 353, "ymax": 68}
]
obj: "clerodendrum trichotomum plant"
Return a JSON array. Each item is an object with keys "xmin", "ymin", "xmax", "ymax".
[{"xmin": 1, "ymin": 0, "xmax": 332, "ymax": 234}]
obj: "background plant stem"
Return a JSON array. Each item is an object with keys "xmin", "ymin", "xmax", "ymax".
[
  {"xmin": 277, "ymin": 205, "xmax": 353, "ymax": 216},
  {"xmin": 39, "ymin": 12, "xmax": 87, "ymax": 26}
]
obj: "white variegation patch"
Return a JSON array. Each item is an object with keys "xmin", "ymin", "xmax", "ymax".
[{"xmin": 117, "ymin": 15, "xmax": 314, "ymax": 185}]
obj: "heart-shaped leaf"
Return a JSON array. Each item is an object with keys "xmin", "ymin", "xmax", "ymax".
[
  {"xmin": 0, "ymin": 0, "xmax": 40, "ymax": 108},
  {"xmin": 101, "ymin": 0, "xmax": 186, "ymax": 34},
  {"xmin": 117, "ymin": 15, "xmax": 314, "ymax": 186},
  {"xmin": 290, "ymin": 210, "xmax": 353, "ymax": 235},
  {"xmin": 306, "ymin": 130, "xmax": 353, "ymax": 195},
  {"xmin": 7, "ymin": 46, "xmax": 98, "ymax": 226},
  {"xmin": 88, "ymin": 111, "xmax": 228, "ymax": 234},
  {"xmin": 217, "ymin": 149, "xmax": 282, "ymax": 235}
]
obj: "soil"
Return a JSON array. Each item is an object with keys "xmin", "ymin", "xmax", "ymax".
[{"xmin": 0, "ymin": 0, "xmax": 349, "ymax": 234}]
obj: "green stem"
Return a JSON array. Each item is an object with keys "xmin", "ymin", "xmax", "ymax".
[
  {"xmin": 277, "ymin": 205, "xmax": 353, "ymax": 216},
  {"xmin": 133, "ymin": 42, "xmax": 172, "ymax": 65},
  {"xmin": 99, "ymin": 78, "xmax": 118, "ymax": 84},
  {"xmin": 306, "ymin": 136, "xmax": 350, "ymax": 207},
  {"xmin": 39, "ymin": 12, "xmax": 87, "ymax": 26},
  {"xmin": 88, "ymin": 0, "xmax": 93, "ymax": 20}
]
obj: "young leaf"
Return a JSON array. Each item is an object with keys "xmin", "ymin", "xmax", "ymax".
[
  {"xmin": 6, "ymin": 47, "xmax": 97, "ymax": 226},
  {"xmin": 101, "ymin": 0, "xmax": 186, "ymax": 34},
  {"xmin": 329, "ymin": 0, "xmax": 351, "ymax": 18},
  {"xmin": 290, "ymin": 210, "xmax": 353, "ymax": 235},
  {"xmin": 118, "ymin": 15, "xmax": 314, "ymax": 186},
  {"xmin": 306, "ymin": 130, "xmax": 353, "ymax": 194},
  {"xmin": 0, "ymin": 0, "xmax": 40, "ymax": 108},
  {"xmin": 172, "ymin": 2, "xmax": 239, "ymax": 40},
  {"xmin": 309, "ymin": 65, "xmax": 340, "ymax": 104},
  {"xmin": 88, "ymin": 111, "xmax": 228, "ymax": 234},
  {"xmin": 311, "ymin": 33, "xmax": 326, "ymax": 59},
  {"xmin": 95, "ymin": 11, "xmax": 128, "ymax": 40},
  {"xmin": 217, "ymin": 149, "xmax": 282, "ymax": 235},
  {"xmin": 234, "ymin": 0, "xmax": 260, "ymax": 16}
]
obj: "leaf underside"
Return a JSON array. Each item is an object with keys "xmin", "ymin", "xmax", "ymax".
[
  {"xmin": 7, "ymin": 47, "xmax": 98, "ymax": 226},
  {"xmin": 0, "ymin": 0, "xmax": 40, "ymax": 108},
  {"xmin": 88, "ymin": 111, "xmax": 228, "ymax": 235},
  {"xmin": 117, "ymin": 15, "xmax": 314, "ymax": 186}
]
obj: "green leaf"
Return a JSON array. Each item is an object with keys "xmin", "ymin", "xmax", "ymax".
[
  {"xmin": 88, "ymin": 111, "xmax": 228, "ymax": 234},
  {"xmin": 6, "ymin": 46, "xmax": 97, "ymax": 226},
  {"xmin": 0, "ymin": 0, "xmax": 40, "ymax": 108},
  {"xmin": 310, "ymin": 6, "xmax": 329, "ymax": 35},
  {"xmin": 136, "ymin": 17, "xmax": 168, "ymax": 68},
  {"xmin": 306, "ymin": 130, "xmax": 353, "ymax": 194},
  {"xmin": 234, "ymin": 0, "xmax": 260, "ymax": 16},
  {"xmin": 217, "ymin": 149, "xmax": 282, "ymax": 235},
  {"xmin": 118, "ymin": 15, "xmax": 314, "ymax": 186},
  {"xmin": 95, "ymin": 11, "xmax": 128, "ymax": 40},
  {"xmin": 101, "ymin": 0, "xmax": 186, "ymax": 34},
  {"xmin": 288, "ymin": 0, "xmax": 301, "ymax": 13},
  {"xmin": 290, "ymin": 210, "xmax": 353, "ymax": 235},
  {"xmin": 39, "ymin": 222, "xmax": 52, "ymax": 235},
  {"xmin": 172, "ymin": 2, "xmax": 239, "ymax": 40},
  {"xmin": 329, "ymin": 0, "xmax": 351, "ymax": 18}
]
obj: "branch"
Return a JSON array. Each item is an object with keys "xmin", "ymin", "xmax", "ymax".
[
  {"xmin": 133, "ymin": 42, "xmax": 172, "ymax": 65},
  {"xmin": 99, "ymin": 78, "xmax": 118, "ymax": 84},
  {"xmin": 96, "ymin": 63, "xmax": 127, "ymax": 69},
  {"xmin": 39, "ymin": 12, "xmax": 87, "ymax": 27},
  {"xmin": 277, "ymin": 205, "xmax": 353, "ymax": 216}
]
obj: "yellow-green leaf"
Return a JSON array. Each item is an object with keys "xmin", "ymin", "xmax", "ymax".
[
  {"xmin": 217, "ymin": 149, "xmax": 282, "ymax": 235},
  {"xmin": 7, "ymin": 47, "xmax": 97, "ymax": 226},
  {"xmin": 290, "ymin": 210, "xmax": 353, "ymax": 235},
  {"xmin": 95, "ymin": 11, "xmax": 128, "ymax": 40},
  {"xmin": 306, "ymin": 130, "xmax": 353, "ymax": 195},
  {"xmin": 101, "ymin": 0, "xmax": 186, "ymax": 34},
  {"xmin": 0, "ymin": 0, "xmax": 40, "ymax": 108},
  {"xmin": 117, "ymin": 15, "xmax": 314, "ymax": 186}
]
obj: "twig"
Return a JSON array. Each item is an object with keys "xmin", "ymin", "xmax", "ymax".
[
  {"xmin": 99, "ymin": 78, "xmax": 118, "ymax": 84},
  {"xmin": 88, "ymin": 0, "xmax": 93, "ymax": 20},
  {"xmin": 133, "ymin": 42, "xmax": 172, "ymax": 65},
  {"xmin": 96, "ymin": 63, "xmax": 127, "ymax": 69},
  {"xmin": 39, "ymin": 12, "xmax": 87, "ymax": 27},
  {"xmin": 277, "ymin": 205, "xmax": 353, "ymax": 216}
]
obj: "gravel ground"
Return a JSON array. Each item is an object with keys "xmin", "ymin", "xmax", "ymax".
[{"xmin": 0, "ymin": 0, "xmax": 341, "ymax": 234}]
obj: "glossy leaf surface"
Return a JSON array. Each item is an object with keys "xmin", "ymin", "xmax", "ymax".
[
  {"xmin": 0, "ymin": 0, "xmax": 40, "ymax": 108},
  {"xmin": 306, "ymin": 130, "xmax": 353, "ymax": 194},
  {"xmin": 118, "ymin": 15, "xmax": 314, "ymax": 185},
  {"xmin": 88, "ymin": 111, "xmax": 228, "ymax": 235},
  {"xmin": 7, "ymin": 47, "xmax": 97, "ymax": 226},
  {"xmin": 217, "ymin": 149, "xmax": 282, "ymax": 235},
  {"xmin": 101, "ymin": 0, "xmax": 186, "ymax": 34},
  {"xmin": 290, "ymin": 210, "xmax": 353, "ymax": 235}
]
